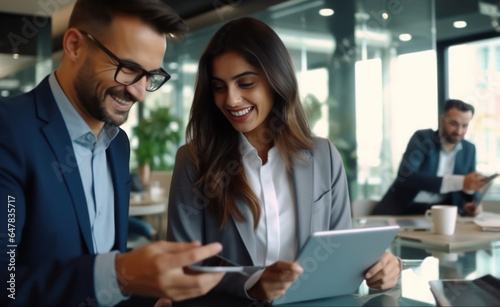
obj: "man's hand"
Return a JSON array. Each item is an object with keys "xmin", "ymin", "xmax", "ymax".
[
  {"xmin": 115, "ymin": 241, "xmax": 225, "ymax": 302},
  {"xmin": 364, "ymin": 252, "xmax": 401, "ymax": 290},
  {"xmin": 464, "ymin": 202, "xmax": 482, "ymax": 217},
  {"xmin": 247, "ymin": 261, "xmax": 303, "ymax": 301},
  {"xmin": 463, "ymin": 172, "xmax": 487, "ymax": 191}
]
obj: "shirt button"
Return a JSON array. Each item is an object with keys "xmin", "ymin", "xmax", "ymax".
[{"xmin": 86, "ymin": 134, "xmax": 94, "ymax": 141}]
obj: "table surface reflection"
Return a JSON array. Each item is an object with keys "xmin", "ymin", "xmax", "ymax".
[
  {"xmin": 168, "ymin": 226, "xmax": 500, "ymax": 306},
  {"xmin": 169, "ymin": 238, "xmax": 500, "ymax": 307}
]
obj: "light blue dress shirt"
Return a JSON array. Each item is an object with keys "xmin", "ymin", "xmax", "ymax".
[{"xmin": 49, "ymin": 73, "xmax": 128, "ymax": 306}]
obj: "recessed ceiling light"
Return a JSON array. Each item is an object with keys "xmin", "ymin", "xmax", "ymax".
[
  {"xmin": 399, "ymin": 33, "xmax": 412, "ymax": 41},
  {"xmin": 382, "ymin": 13, "xmax": 389, "ymax": 20},
  {"xmin": 319, "ymin": 8, "xmax": 334, "ymax": 16},
  {"xmin": 453, "ymin": 21, "xmax": 467, "ymax": 28},
  {"xmin": 12, "ymin": 53, "xmax": 19, "ymax": 60}
]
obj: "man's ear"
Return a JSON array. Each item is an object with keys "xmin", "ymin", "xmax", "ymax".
[{"xmin": 63, "ymin": 28, "xmax": 85, "ymax": 63}]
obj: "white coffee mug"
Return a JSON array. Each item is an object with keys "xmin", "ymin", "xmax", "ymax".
[{"xmin": 425, "ymin": 205, "xmax": 458, "ymax": 235}]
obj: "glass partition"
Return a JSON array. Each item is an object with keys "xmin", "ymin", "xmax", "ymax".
[
  {"xmin": 0, "ymin": 0, "xmax": 448, "ymax": 201},
  {"xmin": 353, "ymin": 0, "xmax": 437, "ymax": 199},
  {"xmin": 447, "ymin": 37, "xmax": 500, "ymax": 199},
  {"xmin": 156, "ymin": 0, "xmax": 437, "ymax": 200}
]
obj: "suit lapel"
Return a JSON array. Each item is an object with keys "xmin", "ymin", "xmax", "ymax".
[
  {"xmin": 35, "ymin": 78, "xmax": 95, "ymax": 254},
  {"xmin": 292, "ymin": 150, "xmax": 314, "ymax": 249},
  {"xmin": 232, "ymin": 149, "xmax": 314, "ymax": 262},
  {"xmin": 453, "ymin": 142, "xmax": 466, "ymax": 174},
  {"xmin": 107, "ymin": 135, "xmax": 130, "ymax": 252},
  {"xmin": 430, "ymin": 130, "xmax": 442, "ymax": 174},
  {"xmin": 233, "ymin": 199, "xmax": 258, "ymax": 264}
]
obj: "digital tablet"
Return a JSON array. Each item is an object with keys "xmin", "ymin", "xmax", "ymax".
[
  {"xmin": 361, "ymin": 218, "xmax": 431, "ymax": 231},
  {"xmin": 482, "ymin": 173, "xmax": 498, "ymax": 185},
  {"xmin": 475, "ymin": 179, "xmax": 495, "ymax": 209},
  {"xmin": 273, "ymin": 226, "xmax": 400, "ymax": 305},
  {"xmin": 429, "ymin": 274, "xmax": 500, "ymax": 306}
]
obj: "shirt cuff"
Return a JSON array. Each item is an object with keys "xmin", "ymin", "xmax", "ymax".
[
  {"xmin": 244, "ymin": 267, "xmax": 266, "ymax": 299},
  {"xmin": 441, "ymin": 175, "xmax": 466, "ymax": 194},
  {"xmin": 94, "ymin": 251, "xmax": 130, "ymax": 306}
]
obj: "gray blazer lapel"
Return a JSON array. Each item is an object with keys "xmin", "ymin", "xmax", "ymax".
[
  {"xmin": 233, "ymin": 199, "xmax": 259, "ymax": 264},
  {"xmin": 233, "ymin": 149, "xmax": 314, "ymax": 263},
  {"xmin": 292, "ymin": 150, "xmax": 314, "ymax": 249}
]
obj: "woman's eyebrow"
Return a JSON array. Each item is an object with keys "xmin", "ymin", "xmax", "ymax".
[{"xmin": 212, "ymin": 71, "xmax": 259, "ymax": 81}]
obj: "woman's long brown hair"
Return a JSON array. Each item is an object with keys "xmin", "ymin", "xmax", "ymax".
[{"xmin": 186, "ymin": 17, "xmax": 313, "ymax": 229}]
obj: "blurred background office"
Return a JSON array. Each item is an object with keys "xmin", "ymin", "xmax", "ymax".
[{"xmin": 1, "ymin": 0, "xmax": 500, "ymax": 207}]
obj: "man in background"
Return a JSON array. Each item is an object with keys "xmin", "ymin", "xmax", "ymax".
[
  {"xmin": 372, "ymin": 99, "xmax": 487, "ymax": 216},
  {"xmin": 0, "ymin": 1, "xmax": 223, "ymax": 306}
]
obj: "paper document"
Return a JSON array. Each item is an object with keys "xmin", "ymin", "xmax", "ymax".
[{"xmin": 474, "ymin": 216, "xmax": 500, "ymax": 232}]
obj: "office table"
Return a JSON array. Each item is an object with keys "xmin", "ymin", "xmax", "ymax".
[
  {"xmin": 129, "ymin": 195, "xmax": 168, "ymax": 241},
  {"xmin": 166, "ymin": 215, "xmax": 500, "ymax": 306}
]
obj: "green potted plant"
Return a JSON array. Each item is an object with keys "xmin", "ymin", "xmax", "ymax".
[{"xmin": 132, "ymin": 107, "xmax": 181, "ymax": 187}]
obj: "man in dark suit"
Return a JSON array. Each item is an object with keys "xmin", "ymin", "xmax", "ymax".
[
  {"xmin": 372, "ymin": 99, "xmax": 487, "ymax": 216},
  {"xmin": 0, "ymin": 1, "xmax": 224, "ymax": 306}
]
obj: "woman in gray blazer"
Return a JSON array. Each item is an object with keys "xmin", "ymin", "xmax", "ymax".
[{"xmin": 167, "ymin": 17, "xmax": 401, "ymax": 301}]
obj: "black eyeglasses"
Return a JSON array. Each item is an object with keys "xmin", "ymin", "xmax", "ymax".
[{"xmin": 78, "ymin": 30, "xmax": 170, "ymax": 92}]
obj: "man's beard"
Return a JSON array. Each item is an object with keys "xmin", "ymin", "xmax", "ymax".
[
  {"xmin": 74, "ymin": 74, "xmax": 131, "ymax": 127},
  {"xmin": 441, "ymin": 129, "xmax": 462, "ymax": 144}
]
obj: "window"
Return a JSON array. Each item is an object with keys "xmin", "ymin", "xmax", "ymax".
[{"xmin": 448, "ymin": 37, "xmax": 500, "ymax": 199}]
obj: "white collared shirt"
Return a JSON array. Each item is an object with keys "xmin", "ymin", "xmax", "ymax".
[
  {"xmin": 413, "ymin": 141, "xmax": 472, "ymax": 203},
  {"xmin": 239, "ymin": 133, "xmax": 297, "ymax": 266}
]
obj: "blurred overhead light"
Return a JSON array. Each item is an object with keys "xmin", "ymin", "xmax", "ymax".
[
  {"xmin": 399, "ymin": 33, "xmax": 412, "ymax": 41},
  {"xmin": 382, "ymin": 13, "xmax": 389, "ymax": 20},
  {"xmin": 167, "ymin": 62, "xmax": 179, "ymax": 70},
  {"xmin": 275, "ymin": 28, "xmax": 335, "ymax": 53},
  {"xmin": 453, "ymin": 21, "xmax": 467, "ymax": 28},
  {"xmin": 319, "ymin": 8, "xmax": 334, "ymax": 16},
  {"xmin": 0, "ymin": 79, "xmax": 20, "ymax": 89},
  {"xmin": 270, "ymin": 0, "xmax": 323, "ymax": 19},
  {"xmin": 161, "ymin": 84, "xmax": 173, "ymax": 93},
  {"xmin": 12, "ymin": 53, "xmax": 19, "ymax": 60},
  {"xmin": 182, "ymin": 63, "xmax": 198, "ymax": 74}
]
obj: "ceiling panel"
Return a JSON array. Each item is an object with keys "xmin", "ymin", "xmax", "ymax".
[
  {"xmin": 1, "ymin": 0, "xmax": 500, "ymax": 80},
  {"xmin": 0, "ymin": 0, "xmax": 73, "ymax": 16}
]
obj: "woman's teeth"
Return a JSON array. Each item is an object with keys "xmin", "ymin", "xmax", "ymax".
[{"xmin": 230, "ymin": 107, "xmax": 253, "ymax": 117}]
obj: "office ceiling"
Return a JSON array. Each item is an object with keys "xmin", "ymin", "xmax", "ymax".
[{"xmin": 0, "ymin": 0, "xmax": 499, "ymax": 80}]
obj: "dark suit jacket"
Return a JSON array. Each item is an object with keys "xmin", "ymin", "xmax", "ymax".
[
  {"xmin": 167, "ymin": 138, "xmax": 352, "ymax": 298},
  {"xmin": 0, "ymin": 77, "xmax": 131, "ymax": 306},
  {"xmin": 372, "ymin": 129, "xmax": 476, "ymax": 215}
]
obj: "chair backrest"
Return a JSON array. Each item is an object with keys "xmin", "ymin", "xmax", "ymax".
[
  {"xmin": 150, "ymin": 171, "xmax": 173, "ymax": 198},
  {"xmin": 351, "ymin": 198, "xmax": 379, "ymax": 218}
]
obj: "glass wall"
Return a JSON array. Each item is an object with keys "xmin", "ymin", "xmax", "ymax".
[
  {"xmin": 161, "ymin": 0, "xmax": 437, "ymax": 201},
  {"xmin": 447, "ymin": 37, "xmax": 500, "ymax": 198},
  {"xmin": 353, "ymin": 0, "xmax": 437, "ymax": 200},
  {"xmin": 8, "ymin": 0, "xmax": 492, "ymax": 203}
]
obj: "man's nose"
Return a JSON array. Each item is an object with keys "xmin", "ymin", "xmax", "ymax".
[{"xmin": 125, "ymin": 76, "xmax": 147, "ymax": 102}]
